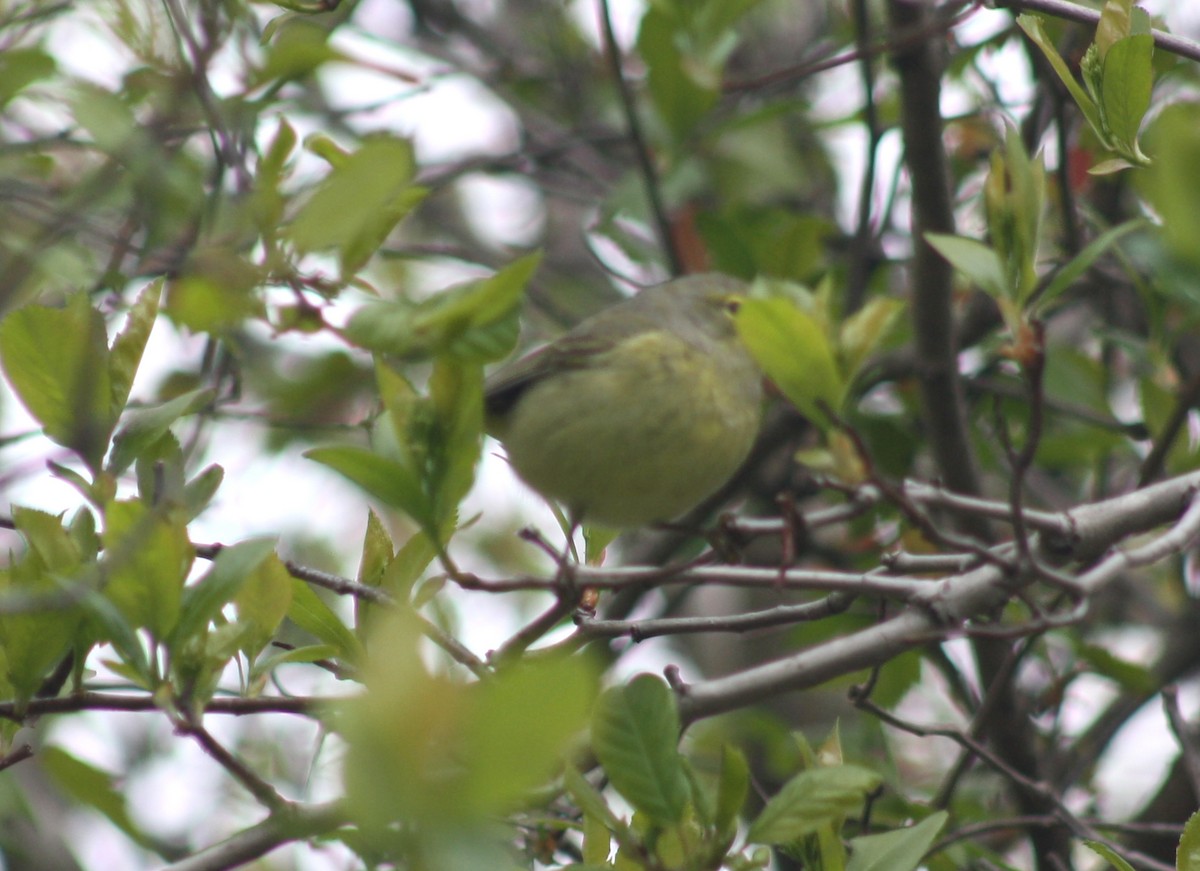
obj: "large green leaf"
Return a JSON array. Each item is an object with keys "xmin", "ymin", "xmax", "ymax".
[
  {"xmin": 0, "ymin": 295, "xmax": 114, "ymax": 471},
  {"xmin": 736, "ymin": 296, "xmax": 843, "ymax": 427},
  {"xmin": 591, "ymin": 674, "xmax": 689, "ymax": 825},
  {"xmin": 746, "ymin": 764, "xmax": 882, "ymax": 845},
  {"xmin": 288, "ymin": 134, "xmax": 426, "ymax": 275},
  {"xmin": 102, "ymin": 500, "xmax": 193, "ymax": 641},
  {"xmin": 846, "ymin": 811, "xmax": 948, "ymax": 871}
]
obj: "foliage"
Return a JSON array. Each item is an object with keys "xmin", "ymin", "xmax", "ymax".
[{"xmin": 0, "ymin": 1, "xmax": 1198, "ymax": 870}]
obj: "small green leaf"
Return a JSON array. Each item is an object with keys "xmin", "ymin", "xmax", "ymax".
[
  {"xmin": 736, "ymin": 296, "xmax": 843, "ymax": 426},
  {"xmin": 109, "ymin": 280, "xmax": 163, "ymax": 419},
  {"xmin": 1082, "ymin": 840, "xmax": 1136, "ymax": 871},
  {"xmin": 715, "ymin": 745, "xmax": 750, "ymax": 835},
  {"xmin": 926, "ymin": 233, "xmax": 1008, "ymax": 300},
  {"xmin": 287, "ymin": 577, "xmax": 362, "ymax": 661},
  {"xmin": 746, "ymin": 764, "xmax": 882, "ymax": 845},
  {"xmin": 840, "ymin": 298, "xmax": 903, "ymax": 381},
  {"xmin": 846, "ymin": 811, "xmax": 948, "ymax": 871},
  {"xmin": 592, "ymin": 674, "xmax": 690, "ymax": 825},
  {"xmin": 183, "ymin": 464, "xmax": 225, "ymax": 522},
  {"xmin": 1177, "ymin": 808, "xmax": 1200, "ymax": 871}
]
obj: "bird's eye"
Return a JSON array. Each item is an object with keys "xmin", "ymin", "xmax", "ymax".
[{"xmin": 723, "ymin": 295, "xmax": 742, "ymax": 314}]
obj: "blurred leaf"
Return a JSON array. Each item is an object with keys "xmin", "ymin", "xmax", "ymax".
[
  {"xmin": 257, "ymin": 19, "xmax": 343, "ymax": 83},
  {"xmin": 1082, "ymin": 840, "xmax": 1136, "ymax": 871},
  {"xmin": 0, "ymin": 294, "xmax": 114, "ymax": 471},
  {"xmin": 1138, "ymin": 104, "xmax": 1200, "ymax": 267},
  {"xmin": 736, "ymin": 296, "xmax": 843, "ymax": 426},
  {"xmin": 42, "ymin": 746, "xmax": 161, "ymax": 854},
  {"xmin": 461, "ymin": 654, "xmax": 596, "ymax": 812},
  {"xmin": 108, "ymin": 387, "xmax": 215, "ymax": 475},
  {"xmin": 637, "ymin": 7, "xmax": 720, "ymax": 140},
  {"xmin": 305, "ymin": 444, "xmax": 435, "ymax": 531},
  {"xmin": 746, "ymin": 764, "xmax": 882, "ymax": 845},
  {"xmin": 0, "ymin": 47, "xmax": 55, "ymax": 110},
  {"xmin": 1077, "ymin": 643, "xmax": 1156, "ymax": 693},
  {"xmin": 592, "ymin": 674, "xmax": 689, "ymax": 825},
  {"xmin": 1036, "ymin": 219, "xmax": 1146, "ymax": 312},
  {"xmin": 840, "ymin": 298, "xmax": 903, "ymax": 381},
  {"xmin": 165, "ymin": 248, "xmax": 265, "ymax": 334},
  {"xmin": 289, "ymin": 135, "xmax": 425, "ymax": 276},
  {"xmin": 342, "ymin": 253, "xmax": 537, "ymax": 361},
  {"xmin": 183, "ymin": 464, "xmax": 225, "ymax": 522},
  {"xmin": 846, "ymin": 812, "xmax": 948, "ymax": 871}
]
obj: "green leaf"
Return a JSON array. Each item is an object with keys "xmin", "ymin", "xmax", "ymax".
[
  {"xmin": 461, "ymin": 655, "xmax": 597, "ymax": 813},
  {"xmin": 183, "ymin": 464, "xmax": 225, "ymax": 522},
  {"xmin": 288, "ymin": 134, "xmax": 425, "ymax": 276},
  {"xmin": 1081, "ymin": 840, "xmax": 1136, "ymax": 871},
  {"xmin": 305, "ymin": 445, "xmax": 434, "ymax": 531},
  {"xmin": 341, "ymin": 253, "xmax": 537, "ymax": 362},
  {"xmin": 1177, "ymin": 808, "xmax": 1200, "ymax": 871},
  {"xmin": 736, "ymin": 296, "xmax": 843, "ymax": 426},
  {"xmin": 102, "ymin": 500, "xmax": 193, "ymax": 641},
  {"xmin": 1139, "ymin": 104, "xmax": 1200, "ymax": 266},
  {"xmin": 287, "ymin": 577, "xmax": 362, "ymax": 661},
  {"xmin": 169, "ymin": 539, "xmax": 275, "ymax": 653},
  {"xmin": 925, "ymin": 233, "xmax": 1008, "ymax": 300},
  {"xmin": 746, "ymin": 764, "xmax": 882, "ymax": 845},
  {"xmin": 108, "ymin": 387, "xmax": 215, "ymax": 475},
  {"xmin": 846, "ymin": 811, "xmax": 948, "ymax": 871},
  {"xmin": 233, "ymin": 551, "xmax": 292, "ymax": 658},
  {"xmin": 1036, "ymin": 219, "xmax": 1146, "ymax": 311},
  {"xmin": 840, "ymin": 298, "xmax": 903, "ymax": 381},
  {"xmin": 0, "ymin": 294, "xmax": 114, "ymax": 471},
  {"xmin": 42, "ymin": 746, "xmax": 161, "ymax": 853},
  {"xmin": 0, "ymin": 48, "xmax": 56, "ymax": 110},
  {"xmin": 428, "ymin": 359, "xmax": 483, "ymax": 525},
  {"xmin": 1100, "ymin": 34, "xmax": 1153, "ymax": 162},
  {"xmin": 592, "ymin": 674, "xmax": 690, "ymax": 825},
  {"xmin": 257, "ymin": 19, "xmax": 343, "ymax": 84},
  {"xmin": 637, "ymin": 7, "xmax": 720, "ymax": 140},
  {"xmin": 1094, "ymin": 0, "xmax": 1134, "ymax": 57},
  {"xmin": 109, "ymin": 280, "xmax": 163, "ymax": 419},
  {"xmin": 1017, "ymin": 15, "xmax": 1105, "ymax": 138},
  {"xmin": 715, "ymin": 744, "xmax": 750, "ymax": 836}
]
